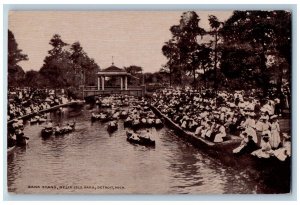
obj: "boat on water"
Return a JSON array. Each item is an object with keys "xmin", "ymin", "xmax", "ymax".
[
  {"xmin": 124, "ymin": 117, "xmax": 133, "ymax": 127},
  {"xmin": 126, "ymin": 131, "xmax": 155, "ymax": 147},
  {"xmin": 41, "ymin": 128, "xmax": 53, "ymax": 138},
  {"xmin": 150, "ymin": 105, "xmax": 241, "ymax": 152},
  {"xmin": 29, "ymin": 115, "xmax": 39, "ymax": 124},
  {"xmin": 30, "ymin": 115, "xmax": 47, "ymax": 124},
  {"xmin": 150, "ymin": 105, "xmax": 290, "ymax": 170},
  {"xmin": 38, "ymin": 116, "xmax": 47, "ymax": 123},
  {"xmin": 120, "ymin": 110, "xmax": 128, "ymax": 119},
  {"xmin": 41, "ymin": 122, "xmax": 76, "ymax": 137},
  {"xmin": 54, "ymin": 122, "xmax": 76, "ymax": 136},
  {"xmin": 107, "ymin": 121, "xmax": 118, "ymax": 133},
  {"xmin": 91, "ymin": 113, "xmax": 108, "ymax": 122}
]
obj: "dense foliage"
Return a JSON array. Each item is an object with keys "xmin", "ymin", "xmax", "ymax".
[
  {"xmin": 162, "ymin": 10, "xmax": 291, "ymax": 93},
  {"xmin": 8, "ymin": 31, "xmax": 100, "ymax": 91},
  {"xmin": 8, "ymin": 29, "xmax": 28, "ymax": 87}
]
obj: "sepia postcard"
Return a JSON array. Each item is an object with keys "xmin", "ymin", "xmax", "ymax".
[{"xmin": 7, "ymin": 10, "xmax": 292, "ymax": 195}]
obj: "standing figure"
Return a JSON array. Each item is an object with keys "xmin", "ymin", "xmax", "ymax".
[{"xmin": 269, "ymin": 115, "xmax": 281, "ymax": 149}]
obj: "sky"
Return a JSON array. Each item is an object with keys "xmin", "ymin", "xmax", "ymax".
[{"xmin": 9, "ymin": 11, "xmax": 233, "ymax": 73}]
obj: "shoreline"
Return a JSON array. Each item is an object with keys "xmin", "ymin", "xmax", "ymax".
[
  {"xmin": 7, "ymin": 100, "xmax": 85, "ymax": 124},
  {"xmin": 150, "ymin": 105, "xmax": 242, "ymax": 151},
  {"xmin": 150, "ymin": 104, "xmax": 290, "ymax": 170}
]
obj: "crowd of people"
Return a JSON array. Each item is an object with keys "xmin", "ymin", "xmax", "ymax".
[
  {"xmin": 152, "ymin": 87, "xmax": 291, "ymax": 161},
  {"xmin": 7, "ymin": 88, "xmax": 73, "ymax": 148},
  {"xmin": 8, "ymin": 88, "xmax": 71, "ymax": 121}
]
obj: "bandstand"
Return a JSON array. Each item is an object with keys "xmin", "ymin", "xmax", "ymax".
[
  {"xmin": 83, "ymin": 63, "xmax": 145, "ymax": 98},
  {"xmin": 97, "ymin": 63, "xmax": 130, "ymax": 91}
]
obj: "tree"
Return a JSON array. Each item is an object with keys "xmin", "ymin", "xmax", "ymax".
[
  {"xmin": 162, "ymin": 39, "xmax": 180, "ymax": 86},
  {"xmin": 8, "ymin": 29, "xmax": 28, "ymax": 86},
  {"xmin": 40, "ymin": 34, "xmax": 73, "ymax": 88},
  {"xmin": 207, "ymin": 15, "xmax": 223, "ymax": 88},
  {"xmin": 123, "ymin": 65, "xmax": 143, "ymax": 85},
  {"xmin": 84, "ymin": 58, "xmax": 100, "ymax": 86},
  {"xmin": 124, "ymin": 65, "xmax": 143, "ymax": 75},
  {"xmin": 270, "ymin": 11, "xmax": 291, "ymax": 94},
  {"xmin": 162, "ymin": 11, "xmax": 206, "ymax": 86},
  {"xmin": 70, "ymin": 42, "xmax": 87, "ymax": 87},
  {"xmin": 23, "ymin": 70, "xmax": 41, "ymax": 88},
  {"xmin": 70, "ymin": 42, "xmax": 100, "ymax": 87},
  {"xmin": 220, "ymin": 11, "xmax": 291, "ymax": 93},
  {"xmin": 197, "ymin": 43, "xmax": 213, "ymax": 88}
]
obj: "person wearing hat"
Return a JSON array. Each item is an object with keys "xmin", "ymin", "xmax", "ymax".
[
  {"xmin": 241, "ymin": 112, "xmax": 256, "ymax": 129},
  {"xmin": 233, "ymin": 131, "xmax": 249, "ymax": 154},
  {"xmin": 46, "ymin": 120, "xmax": 53, "ymax": 129},
  {"xmin": 255, "ymin": 115, "xmax": 270, "ymax": 143},
  {"xmin": 272, "ymin": 133, "xmax": 291, "ymax": 161},
  {"xmin": 195, "ymin": 124, "xmax": 203, "ymax": 136},
  {"xmin": 214, "ymin": 121, "xmax": 226, "ymax": 143},
  {"xmin": 181, "ymin": 119, "xmax": 187, "ymax": 130},
  {"xmin": 201, "ymin": 120, "xmax": 211, "ymax": 139},
  {"xmin": 233, "ymin": 132, "xmax": 259, "ymax": 155},
  {"xmin": 251, "ymin": 132, "xmax": 272, "ymax": 158},
  {"xmin": 269, "ymin": 115, "xmax": 281, "ymax": 149}
]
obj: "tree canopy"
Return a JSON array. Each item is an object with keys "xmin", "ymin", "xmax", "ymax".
[
  {"xmin": 39, "ymin": 35, "xmax": 100, "ymax": 89},
  {"xmin": 220, "ymin": 10, "xmax": 291, "ymax": 93},
  {"xmin": 8, "ymin": 29, "xmax": 28, "ymax": 86},
  {"xmin": 162, "ymin": 11, "xmax": 206, "ymax": 86},
  {"xmin": 161, "ymin": 10, "xmax": 291, "ymax": 93}
]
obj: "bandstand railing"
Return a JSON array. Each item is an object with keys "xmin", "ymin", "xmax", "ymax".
[{"xmin": 82, "ymin": 86, "xmax": 145, "ymax": 98}]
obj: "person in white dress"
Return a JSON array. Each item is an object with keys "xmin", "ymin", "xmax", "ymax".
[
  {"xmin": 269, "ymin": 115, "xmax": 281, "ymax": 149},
  {"xmin": 214, "ymin": 123, "xmax": 226, "ymax": 142},
  {"xmin": 251, "ymin": 132, "xmax": 272, "ymax": 158},
  {"xmin": 273, "ymin": 133, "xmax": 291, "ymax": 161},
  {"xmin": 233, "ymin": 132, "xmax": 248, "ymax": 153}
]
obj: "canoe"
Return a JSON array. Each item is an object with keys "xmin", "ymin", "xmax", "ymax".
[
  {"xmin": 126, "ymin": 131, "xmax": 155, "ymax": 147},
  {"xmin": 30, "ymin": 119, "xmax": 38, "ymax": 124},
  {"xmin": 150, "ymin": 105, "xmax": 241, "ymax": 152},
  {"xmin": 107, "ymin": 122, "xmax": 118, "ymax": 133},
  {"xmin": 38, "ymin": 118, "xmax": 47, "ymax": 123},
  {"xmin": 54, "ymin": 128, "xmax": 74, "ymax": 135},
  {"xmin": 150, "ymin": 105, "xmax": 291, "ymax": 170},
  {"xmin": 41, "ymin": 128, "xmax": 53, "ymax": 138},
  {"xmin": 54, "ymin": 123, "xmax": 76, "ymax": 136}
]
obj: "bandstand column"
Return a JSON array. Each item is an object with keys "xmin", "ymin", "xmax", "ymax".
[
  {"xmin": 97, "ymin": 77, "xmax": 100, "ymax": 90},
  {"xmin": 120, "ymin": 76, "xmax": 123, "ymax": 90},
  {"xmin": 125, "ymin": 76, "xmax": 128, "ymax": 90},
  {"xmin": 101, "ymin": 76, "xmax": 105, "ymax": 91}
]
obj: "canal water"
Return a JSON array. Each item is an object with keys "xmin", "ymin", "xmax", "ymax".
[{"xmin": 7, "ymin": 106, "xmax": 289, "ymax": 194}]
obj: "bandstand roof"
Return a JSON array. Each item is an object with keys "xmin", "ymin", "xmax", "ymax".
[{"xmin": 97, "ymin": 63, "xmax": 130, "ymax": 76}]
